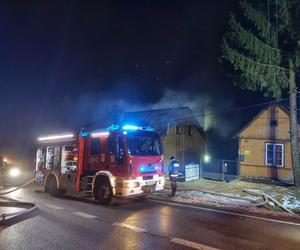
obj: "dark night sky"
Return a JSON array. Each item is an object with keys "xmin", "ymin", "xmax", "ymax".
[{"xmin": 0, "ymin": 0, "xmax": 270, "ymax": 165}]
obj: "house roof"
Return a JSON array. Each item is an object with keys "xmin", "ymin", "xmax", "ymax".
[
  {"xmin": 121, "ymin": 106, "xmax": 203, "ymax": 135},
  {"xmin": 234, "ymin": 103, "xmax": 291, "ymax": 138}
]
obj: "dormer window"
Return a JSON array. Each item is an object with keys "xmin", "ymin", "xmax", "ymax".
[
  {"xmin": 270, "ymin": 120, "xmax": 278, "ymax": 127},
  {"xmin": 176, "ymin": 126, "xmax": 181, "ymax": 135},
  {"xmin": 188, "ymin": 125, "xmax": 193, "ymax": 136}
]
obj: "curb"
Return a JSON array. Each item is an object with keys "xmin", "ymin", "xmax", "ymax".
[
  {"xmin": 149, "ymin": 193, "xmax": 300, "ymax": 220},
  {"xmin": 161, "ymin": 188, "xmax": 261, "ymax": 202}
]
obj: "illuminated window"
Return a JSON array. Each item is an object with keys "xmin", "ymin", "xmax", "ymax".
[{"xmin": 265, "ymin": 143, "xmax": 284, "ymax": 167}]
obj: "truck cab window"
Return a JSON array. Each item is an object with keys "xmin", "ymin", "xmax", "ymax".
[
  {"xmin": 90, "ymin": 137, "xmax": 101, "ymax": 155},
  {"xmin": 108, "ymin": 135, "xmax": 124, "ymax": 163}
]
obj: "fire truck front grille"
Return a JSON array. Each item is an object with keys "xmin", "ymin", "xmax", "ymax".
[{"xmin": 142, "ymin": 176, "xmax": 153, "ymax": 180}]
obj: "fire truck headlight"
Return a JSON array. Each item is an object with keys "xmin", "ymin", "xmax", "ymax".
[
  {"xmin": 125, "ymin": 182, "xmax": 139, "ymax": 189},
  {"xmin": 9, "ymin": 167, "xmax": 21, "ymax": 177}
]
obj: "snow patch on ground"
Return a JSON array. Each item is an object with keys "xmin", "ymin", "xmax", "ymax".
[
  {"xmin": 216, "ymin": 192, "xmax": 258, "ymax": 201},
  {"xmin": 173, "ymin": 190, "xmax": 254, "ymax": 207},
  {"xmin": 281, "ymin": 194, "xmax": 300, "ymax": 209}
]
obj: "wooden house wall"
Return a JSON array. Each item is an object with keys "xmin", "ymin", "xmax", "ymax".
[
  {"xmin": 238, "ymin": 107, "xmax": 290, "ymax": 140},
  {"xmin": 238, "ymin": 105, "xmax": 295, "ymax": 181},
  {"xmin": 162, "ymin": 124, "xmax": 206, "ymax": 168},
  {"xmin": 239, "ymin": 139, "xmax": 293, "ymax": 181}
]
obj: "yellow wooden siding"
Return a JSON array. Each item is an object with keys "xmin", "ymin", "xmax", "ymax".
[
  {"xmin": 239, "ymin": 106, "xmax": 290, "ymax": 140},
  {"xmin": 240, "ymin": 139, "xmax": 292, "ymax": 169},
  {"xmin": 162, "ymin": 125, "xmax": 206, "ymax": 167},
  {"xmin": 237, "ymin": 105, "xmax": 296, "ymax": 181},
  {"xmin": 240, "ymin": 164, "xmax": 293, "ymax": 181}
]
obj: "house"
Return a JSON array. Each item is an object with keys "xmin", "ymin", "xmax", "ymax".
[
  {"xmin": 122, "ymin": 107, "xmax": 206, "ymax": 167},
  {"xmin": 235, "ymin": 104, "xmax": 295, "ymax": 182}
]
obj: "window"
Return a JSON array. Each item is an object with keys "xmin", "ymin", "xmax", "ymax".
[
  {"xmin": 188, "ymin": 125, "xmax": 193, "ymax": 136},
  {"xmin": 126, "ymin": 133, "xmax": 161, "ymax": 156},
  {"xmin": 176, "ymin": 125, "xmax": 181, "ymax": 135},
  {"xmin": 90, "ymin": 138, "xmax": 101, "ymax": 155},
  {"xmin": 108, "ymin": 135, "xmax": 124, "ymax": 163},
  {"xmin": 265, "ymin": 143, "xmax": 284, "ymax": 167},
  {"xmin": 270, "ymin": 120, "xmax": 278, "ymax": 127}
]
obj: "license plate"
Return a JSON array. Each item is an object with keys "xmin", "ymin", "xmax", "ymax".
[{"xmin": 145, "ymin": 181, "xmax": 155, "ymax": 186}]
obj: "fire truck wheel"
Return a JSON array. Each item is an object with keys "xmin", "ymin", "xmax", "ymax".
[
  {"xmin": 95, "ymin": 178, "xmax": 114, "ymax": 205},
  {"xmin": 47, "ymin": 175, "xmax": 65, "ymax": 197}
]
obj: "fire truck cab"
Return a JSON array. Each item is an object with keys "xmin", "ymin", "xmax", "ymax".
[{"xmin": 35, "ymin": 125, "xmax": 164, "ymax": 205}]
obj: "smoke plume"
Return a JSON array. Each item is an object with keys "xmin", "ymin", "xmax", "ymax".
[{"xmin": 63, "ymin": 88, "xmax": 239, "ymax": 138}]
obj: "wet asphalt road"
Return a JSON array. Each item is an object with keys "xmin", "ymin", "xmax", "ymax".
[{"xmin": 1, "ymin": 187, "xmax": 300, "ymax": 250}]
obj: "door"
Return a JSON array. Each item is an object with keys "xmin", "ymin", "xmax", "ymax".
[
  {"xmin": 107, "ymin": 134, "xmax": 125, "ymax": 175},
  {"xmin": 88, "ymin": 137, "xmax": 102, "ymax": 171}
]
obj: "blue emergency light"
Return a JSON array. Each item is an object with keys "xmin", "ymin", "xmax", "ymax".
[
  {"xmin": 122, "ymin": 125, "xmax": 139, "ymax": 130},
  {"xmin": 139, "ymin": 165, "xmax": 158, "ymax": 174},
  {"xmin": 122, "ymin": 125, "xmax": 154, "ymax": 132}
]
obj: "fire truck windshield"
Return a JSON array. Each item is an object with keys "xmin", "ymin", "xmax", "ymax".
[{"xmin": 126, "ymin": 133, "xmax": 161, "ymax": 156}]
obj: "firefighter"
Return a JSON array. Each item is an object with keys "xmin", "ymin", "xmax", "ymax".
[{"xmin": 168, "ymin": 156, "xmax": 180, "ymax": 197}]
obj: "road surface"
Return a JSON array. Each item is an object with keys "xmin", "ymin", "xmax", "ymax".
[{"xmin": 1, "ymin": 186, "xmax": 300, "ymax": 250}]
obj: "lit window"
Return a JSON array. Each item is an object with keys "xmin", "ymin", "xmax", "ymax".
[{"xmin": 265, "ymin": 143, "xmax": 284, "ymax": 167}]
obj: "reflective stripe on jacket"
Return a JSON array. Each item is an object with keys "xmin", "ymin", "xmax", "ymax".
[{"xmin": 168, "ymin": 160, "xmax": 180, "ymax": 177}]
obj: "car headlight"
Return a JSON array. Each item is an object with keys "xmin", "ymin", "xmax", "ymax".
[{"xmin": 9, "ymin": 167, "xmax": 21, "ymax": 177}]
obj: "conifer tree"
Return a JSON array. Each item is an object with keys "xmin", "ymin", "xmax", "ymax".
[{"xmin": 222, "ymin": 0, "xmax": 300, "ymax": 186}]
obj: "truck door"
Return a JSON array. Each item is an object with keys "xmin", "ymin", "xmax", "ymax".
[
  {"xmin": 88, "ymin": 137, "xmax": 101, "ymax": 171},
  {"xmin": 107, "ymin": 134, "xmax": 125, "ymax": 174}
]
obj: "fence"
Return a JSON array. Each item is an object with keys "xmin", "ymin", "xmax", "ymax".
[
  {"xmin": 167, "ymin": 160, "xmax": 240, "ymax": 182},
  {"xmin": 201, "ymin": 159, "xmax": 239, "ymax": 181},
  {"xmin": 177, "ymin": 163, "xmax": 200, "ymax": 182}
]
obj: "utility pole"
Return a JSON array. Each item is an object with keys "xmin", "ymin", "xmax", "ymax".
[{"xmin": 289, "ymin": 58, "xmax": 300, "ymax": 187}]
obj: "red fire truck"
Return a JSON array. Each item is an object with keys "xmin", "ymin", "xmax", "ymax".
[{"xmin": 35, "ymin": 125, "xmax": 164, "ymax": 205}]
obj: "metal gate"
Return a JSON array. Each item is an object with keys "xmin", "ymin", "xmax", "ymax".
[
  {"xmin": 200, "ymin": 159, "xmax": 239, "ymax": 181},
  {"xmin": 177, "ymin": 163, "xmax": 200, "ymax": 182}
]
